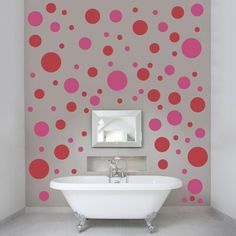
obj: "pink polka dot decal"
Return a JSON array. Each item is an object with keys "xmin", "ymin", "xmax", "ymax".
[
  {"xmin": 167, "ymin": 110, "xmax": 183, "ymax": 126},
  {"xmin": 28, "ymin": 11, "xmax": 43, "ymax": 26},
  {"xmin": 191, "ymin": 4, "xmax": 204, "ymax": 17},
  {"xmin": 109, "ymin": 10, "xmax": 122, "ymax": 23},
  {"xmin": 26, "ymin": 1, "xmax": 210, "ymax": 206},
  {"xmin": 90, "ymin": 96, "xmax": 100, "ymax": 106},
  {"xmin": 79, "ymin": 37, "xmax": 92, "ymax": 50},
  {"xmin": 149, "ymin": 118, "xmax": 162, "ymax": 131},
  {"xmin": 34, "ymin": 121, "xmax": 49, "ymax": 137},
  {"xmin": 188, "ymin": 179, "xmax": 203, "ymax": 194},
  {"xmin": 182, "ymin": 38, "xmax": 202, "ymax": 59},
  {"xmin": 64, "ymin": 78, "xmax": 79, "ymax": 94},
  {"xmin": 107, "ymin": 71, "xmax": 128, "ymax": 91},
  {"xmin": 39, "ymin": 191, "xmax": 49, "ymax": 201}
]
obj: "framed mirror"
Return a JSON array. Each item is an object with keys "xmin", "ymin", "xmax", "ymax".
[{"xmin": 92, "ymin": 110, "xmax": 142, "ymax": 147}]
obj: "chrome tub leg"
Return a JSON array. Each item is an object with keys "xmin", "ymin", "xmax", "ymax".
[
  {"xmin": 145, "ymin": 212, "xmax": 157, "ymax": 233},
  {"xmin": 75, "ymin": 213, "xmax": 87, "ymax": 233}
]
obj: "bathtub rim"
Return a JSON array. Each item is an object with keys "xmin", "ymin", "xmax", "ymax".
[{"xmin": 50, "ymin": 175, "xmax": 183, "ymax": 191}]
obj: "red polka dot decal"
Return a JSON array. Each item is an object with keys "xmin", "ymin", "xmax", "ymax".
[
  {"xmin": 29, "ymin": 159, "xmax": 49, "ymax": 179},
  {"xmin": 188, "ymin": 147, "xmax": 208, "ymax": 167},
  {"xmin": 26, "ymin": 1, "xmax": 210, "ymax": 205},
  {"xmin": 54, "ymin": 144, "xmax": 70, "ymax": 160}
]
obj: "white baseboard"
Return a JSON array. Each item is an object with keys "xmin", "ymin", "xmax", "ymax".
[
  {"xmin": 25, "ymin": 207, "xmax": 72, "ymax": 213},
  {"xmin": 0, "ymin": 208, "xmax": 25, "ymax": 225},
  {"xmin": 212, "ymin": 207, "xmax": 236, "ymax": 226}
]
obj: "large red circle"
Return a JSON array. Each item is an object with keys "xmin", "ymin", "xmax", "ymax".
[
  {"xmin": 158, "ymin": 159, "xmax": 168, "ymax": 170},
  {"xmin": 172, "ymin": 6, "xmax": 184, "ymax": 19},
  {"xmin": 46, "ymin": 3, "xmax": 56, "ymax": 13},
  {"xmin": 133, "ymin": 20, "xmax": 148, "ymax": 35},
  {"xmin": 155, "ymin": 137, "xmax": 170, "ymax": 152},
  {"xmin": 54, "ymin": 144, "xmax": 70, "ymax": 160},
  {"xmin": 55, "ymin": 119, "xmax": 66, "ymax": 130},
  {"xmin": 188, "ymin": 147, "xmax": 208, "ymax": 167},
  {"xmin": 41, "ymin": 52, "xmax": 61, "ymax": 73},
  {"xmin": 148, "ymin": 89, "xmax": 160, "ymax": 102},
  {"xmin": 137, "ymin": 68, "xmax": 150, "ymax": 81},
  {"xmin": 29, "ymin": 159, "xmax": 49, "ymax": 179},
  {"xmin": 168, "ymin": 92, "xmax": 181, "ymax": 105},
  {"xmin": 190, "ymin": 97, "xmax": 206, "ymax": 112},
  {"xmin": 29, "ymin": 35, "xmax": 42, "ymax": 47},
  {"xmin": 85, "ymin": 9, "xmax": 100, "ymax": 24}
]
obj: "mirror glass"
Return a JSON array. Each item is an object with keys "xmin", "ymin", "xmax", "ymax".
[{"xmin": 92, "ymin": 110, "xmax": 142, "ymax": 147}]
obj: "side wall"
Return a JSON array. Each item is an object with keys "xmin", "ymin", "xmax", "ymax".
[
  {"xmin": 211, "ymin": 0, "xmax": 236, "ymax": 220},
  {"xmin": 0, "ymin": 0, "xmax": 25, "ymax": 221}
]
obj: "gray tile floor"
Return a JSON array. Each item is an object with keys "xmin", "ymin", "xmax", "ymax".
[{"xmin": 0, "ymin": 207, "xmax": 236, "ymax": 236}]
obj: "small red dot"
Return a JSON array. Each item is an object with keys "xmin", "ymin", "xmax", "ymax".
[
  {"xmin": 81, "ymin": 131, "xmax": 87, "ymax": 137},
  {"xmin": 53, "ymin": 80, "xmax": 58, "ymax": 86},
  {"xmin": 147, "ymin": 63, "xmax": 153, "ymax": 68},
  {"xmin": 192, "ymin": 72, "xmax": 198, "ymax": 77},
  {"xmin": 157, "ymin": 105, "xmax": 163, "ymax": 110},
  {"xmin": 117, "ymin": 35, "xmax": 123, "ymax": 40},
  {"xmin": 117, "ymin": 98, "xmax": 123, "ymax": 104},
  {"xmin": 66, "ymin": 102, "xmax": 77, "ymax": 112},
  {"xmin": 172, "ymin": 51, "xmax": 177, "ymax": 56},
  {"xmin": 71, "ymin": 169, "xmax": 77, "ymax": 175},
  {"xmin": 84, "ymin": 108, "xmax": 89, "ymax": 113},
  {"xmin": 187, "ymin": 122, "xmax": 193, "ymax": 127},
  {"xmin": 97, "ymin": 89, "xmax": 103, "ymax": 94},
  {"xmin": 133, "ymin": 7, "xmax": 138, "ymax": 13},
  {"xmin": 190, "ymin": 196, "xmax": 195, "ymax": 202},
  {"xmin": 59, "ymin": 43, "xmax": 64, "ymax": 49},
  {"xmin": 82, "ymin": 91, "xmax": 87, "ymax": 97},
  {"xmin": 34, "ymin": 89, "xmax": 45, "ymax": 99},
  {"xmin": 62, "ymin": 10, "xmax": 67, "ymax": 15},
  {"xmin": 173, "ymin": 135, "xmax": 179, "ymax": 141},
  {"xmin": 69, "ymin": 25, "xmax": 74, "ymax": 31},
  {"xmin": 157, "ymin": 75, "xmax": 163, "ymax": 81},
  {"xmin": 195, "ymin": 27, "xmax": 200, "ymax": 32}
]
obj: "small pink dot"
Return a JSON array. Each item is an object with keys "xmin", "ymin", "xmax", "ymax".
[
  {"xmin": 158, "ymin": 22, "xmax": 168, "ymax": 32},
  {"xmin": 176, "ymin": 149, "xmax": 181, "ymax": 155},
  {"xmin": 74, "ymin": 64, "xmax": 80, "ymax": 70},
  {"xmin": 39, "ymin": 146, "xmax": 45, "ymax": 152},
  {"xmin": 132, "ymin": 96, "xmax": 138, "ymax": 101},
  {"xmin": 54, "ymin": 169, "xmax": 60, "ymax": 174},
  {"xmin": 182, "ymin": 169, "xmax": 187, "ymax": 174},
  {"xmin": 27, "ymin": 106, "xmax": 33, "ymax": 112},
  {"xmin": 132, "ymin": 62, "xmax": 138, "ymax": 68},
  {"xmin": 51, "ymin": 106, "xmax": 56, "ymax": 112},
  {"xmin": 50, "ymin": 22, "xmax": 61, "ymax": 32},
  {"xmin": 108, "ymin": 61, "xmax": 113, "ymax": 67},
  {"xmin": 182, "ymin": 197, "xmax": 187, "ymax": 203},
  {"xmin": 185, "ymin": 138, "xmax": 191, "ymax": 143},
  {"xmin": 104, "ymin": 32, "xmax": 109, "ymax": 37},
  {"xmin": 39, "ymin": 191, "xmax": 49, "ymax": 202},
  {"xmin": 165, "ymin": 65, "xmax": 175, "ymax": 75},
  {"xmin": 30, "ymin": 72, "xmax": 36, "ymax": 78},
  {"xmin": 198, "ymin": 198, "xmax": 204, "ymax": 204},
  {"xmin": 125, "ymin": 46, "xmax": 130, "ymax": 52},
  {"xmin": 139, "ymin": 89, "xmax": 144, "ymax": 94},
  {"xmin": 78, "ymin": 147, "xmax": 84, "ymax": 152},
  {"xmin": 68, "ymin": 137, "xmax": 74, "ymax": 143},
  {"xmin": 198, "ymin": 86, "xmax": 203, "ymax": 92},
  {"xmin": 152, "ymin": 10, "xmax": 158, "ymax": 15}
]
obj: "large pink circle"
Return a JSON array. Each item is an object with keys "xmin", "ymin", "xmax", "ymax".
[
  {"xmin": 79, "ymin": 37, "xmax": 92, "ymax": 50},
  {"xmin": 107, "ymin": 71, "xmax": 128, "ymax": 91},
  {"xmin": 39, "ymin": 191, "xmax": 49, "ymax": 201},
  {"xmin": 178, "ymin": 76, "xmax": 191, "ymax": 89},
  {"xmin": 109, "ymin": 10, "xmax": 122, "ymax": 23},
  {"xmin": 64, "ymin": 78, "xmax": 79, "ymax": 93},
  {"xmin": 28, "ymin": 11, "xmax": 43, "ymax": 26},
  {"xmin": 90, "ymin": 96, "xmax": 100, "ymax": 106},
  {"xmin": 191, "ymin": 4, "xmax": 204, "ymax": 17},
  {"xmin": 50, "ymin": 22, "xmax": 61, "ymax": 32},
  {"xmin": 182, "ymin": 38, "xmax": 202, "ymax": 58},
  {"xmin": 195, "ymin": 128, "xmax": 206, "ymax": 138},
  {"xmin": 34, "ymin": 121, "xmax": 49, "ymax": 137},
  {"xmin": 149, "ymin": 118, "xmax": 161, "ymax": 131},
  {"xmin": 165, "ymin": 65, "xmax": 175, "ymax": 75},
  {"xmin": 167, "ymin": 111, "xmax": 182, "ymax": 126},
  {"xmin": 188, "ymin": 179, "xmax": 203, "ymax": 194}
]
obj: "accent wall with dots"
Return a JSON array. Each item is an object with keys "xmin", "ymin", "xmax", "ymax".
[{"xmin": 25, "ymin": 0, "xmax": 210, "ymax": 206}]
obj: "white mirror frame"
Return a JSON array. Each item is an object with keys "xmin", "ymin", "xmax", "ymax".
[{"xmin": 92, "ymin": 110, "xmax": 142, "ymax": 148}]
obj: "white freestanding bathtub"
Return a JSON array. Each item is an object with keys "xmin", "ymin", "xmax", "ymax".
[{"xmin": 50, "ymin": 175, "xmax": 182, "ymax": 233}]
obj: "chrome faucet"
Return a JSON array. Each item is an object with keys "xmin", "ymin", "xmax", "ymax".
[{"xmin": 108, "ymin": 157, "xmax": 127, "ymax": 183}]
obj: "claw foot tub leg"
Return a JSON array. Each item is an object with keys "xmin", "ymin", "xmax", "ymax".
[
  {"xmin": 74, "ymin": 213, "xmax": 87, "ymax": 233},
  {"xmin": 145, "ymin": 212, "xmax": 157, "ymax": 233}
]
